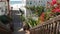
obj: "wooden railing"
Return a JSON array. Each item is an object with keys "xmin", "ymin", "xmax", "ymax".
[
  {"xmin": 0, "ymin": 22, "xmax": 12, "ymax": 34},
  {"xmin": 30, "ymin": 15, "xmax": 60, "ymax": 34}
]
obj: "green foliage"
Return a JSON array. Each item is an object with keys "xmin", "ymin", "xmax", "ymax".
[
  {"xmin": 25, "ymin": 18, "xmax": 37, "ymax": 28},
  {"xmin": 44, "ymin": 9, "xmax": 51, "ymax": 20},
  {"xmin": 35, "ymin": 6, "xmax": 45, "ymax": 16},
  {"xmin": 25, "ymin": 6, "xmax": 45, "ymax": 28},
  {"xmin": 30, "ymin": 6, "xmax": 35, "ymax": 11},
  {"xmin": 20, "ymin": 15, "xmax": 25, "ymax": 21},
  {"xmin": 26, "ymin": 6, "xmax": 45, "ymax": 17}
]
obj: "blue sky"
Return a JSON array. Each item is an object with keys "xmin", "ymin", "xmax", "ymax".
[{"xmin": 10, "ymin": 0, "xmax": 22, "ymax": 1}]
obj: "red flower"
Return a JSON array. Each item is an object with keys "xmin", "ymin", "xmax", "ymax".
[
  {"xmin": 52, "ymin": 7, "xmax": 60, "ymax": 12},
  {"xmin": 55, "ymin": 9, "xmax": 60, "ymax": 12},
  {"xmin": 40, "ymin": 12, "xmax": 45, "ymax": 22},
  {"xmin": 41, "ymin": 13, "xmax": 45, "ymax": 17}
]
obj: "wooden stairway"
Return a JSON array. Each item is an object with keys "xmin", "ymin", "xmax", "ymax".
[{"xmin": 0, "ymin": 21, "xmax": 12, "ymax": 34}]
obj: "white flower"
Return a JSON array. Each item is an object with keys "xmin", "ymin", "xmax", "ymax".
[{"xmin": 54, "ymin": 4, "xmax": 57, "ymax": 7}]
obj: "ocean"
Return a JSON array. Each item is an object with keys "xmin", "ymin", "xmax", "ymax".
[{"xmin": 10, "ymin": 1, "xmax": 22, "ymax": 5}]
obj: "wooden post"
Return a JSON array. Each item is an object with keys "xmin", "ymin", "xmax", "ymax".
[
  {"xmin": 25, "ymin": 30, "xmax": 30, "ymax": 34},
  {"xmin": 57, "ymin": 0, "xmax": 60, "ymax": 3},
  {"xmin": 7, "ymin": 0, "xmax": 10, "ymax": 14}
]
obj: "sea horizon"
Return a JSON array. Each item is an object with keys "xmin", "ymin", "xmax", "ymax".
[{"xmin": 10, "ymin": 1, "xmax": 23, "ymax": 5}]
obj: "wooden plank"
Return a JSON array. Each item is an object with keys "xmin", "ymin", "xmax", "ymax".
[
  {"xmin": 0, "ymin": 22, "xmax": 12, "ymax": 34},
  {"xmin": 0, "ymin": 22, "xmax": 10, "ymax": 31},
  {"xmin": 0, "ymin": 27, "xmax": 12, "ymax": 34},
  {"xmin": 57, "ymin": 0, "xmax": 60, "ymax": 3}
]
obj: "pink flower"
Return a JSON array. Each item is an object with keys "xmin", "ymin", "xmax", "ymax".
[
  {"xmin": 55, "ymin": 9, "xmax": 60, "ymax": 12},
  {"xmin": 52, "ymin": 7, "xmax": 60, "ymax": 12},
  {"xmin": 51, "ymin": 0, "xmax": 57, "ymax": 6}
]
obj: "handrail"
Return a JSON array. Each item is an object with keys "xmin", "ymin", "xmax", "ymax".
[{"xmin": 30, "ymin": 15, "xmax": 60, "ymax": 34}]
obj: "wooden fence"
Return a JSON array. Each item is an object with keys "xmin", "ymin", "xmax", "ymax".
[{"xmin": 30, "ymin": 15, "xmax": 60, "ymax": 34}]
